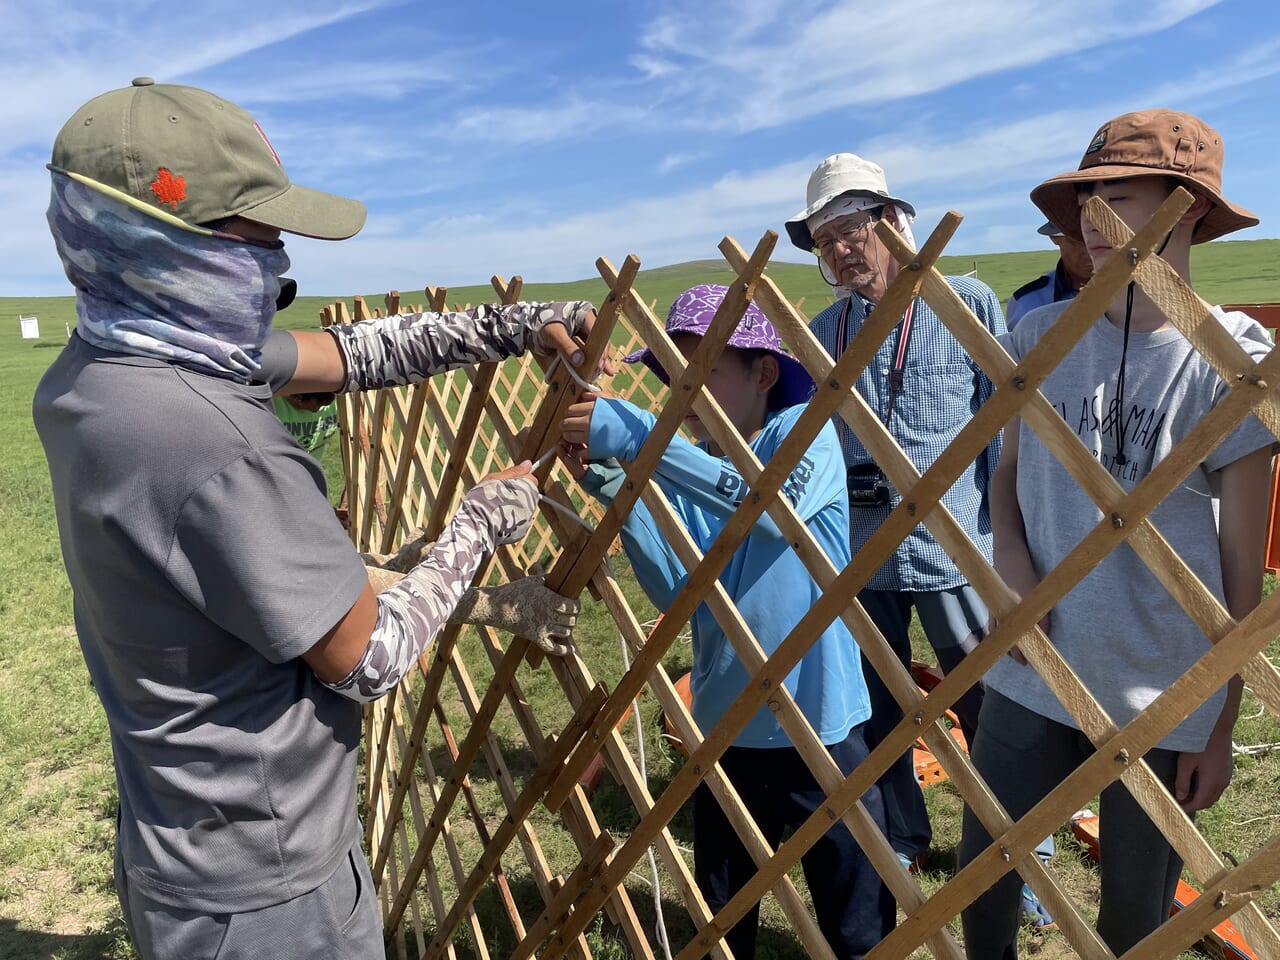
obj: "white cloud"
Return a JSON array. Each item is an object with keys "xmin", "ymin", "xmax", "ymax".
[
  {"xmin": 628, "ymin": 54, "xmax": 677, "ymax": 80},
  {"xmin": 631, "ymin": 0, "xmax": 1227, "ymax": 133},
  {"xmin": 657, "ymin": 152, "xmax": 705, "ymax": 175},
  {"xmin": 214, "ymin": 60, "xmax": 470, "ymax": 106},
  {"xmin": 262, "ymin": 158, "xmax": 821, "ymax": 295},
  {"xmin": 0, "ymin": 0, "xmax": 397, "ymax": 152},
  {"xmin": 4, "ymin": 0, "xmax": 1275, "ymax": 299},
  {"xmin": 439, "ymin": 96, "xmax": 647, "ymax": 145}
]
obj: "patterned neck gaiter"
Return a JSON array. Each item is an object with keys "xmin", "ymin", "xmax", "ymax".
[{"xmin": 46, "ymin": 171, "xmax": 290, "ymax": 381}]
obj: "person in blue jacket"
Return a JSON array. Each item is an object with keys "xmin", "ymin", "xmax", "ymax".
[
  {"xmin": 558, "ymin": 284, "xmax": 894, "ymax": 959},
  {"xmin": 1005, "ymin": 220, "xmax": 1093, "ymax": 329}
]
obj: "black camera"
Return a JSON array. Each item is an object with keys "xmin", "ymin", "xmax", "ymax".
[{"xmin": 847, "ymin": 464, "xmax": 891, "ymax": 507}]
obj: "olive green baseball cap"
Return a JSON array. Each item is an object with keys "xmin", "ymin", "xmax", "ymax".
[{"xmin": 51, "ymin": 77, "xmax": 366, "ymax": 240}]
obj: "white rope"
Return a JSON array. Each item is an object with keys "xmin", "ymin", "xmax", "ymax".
[
  {"xmin": 531, "ymin": 446, "xmax": 558, "ymax": 472},
  {"xmin": 533, "ymin": 480, "xmax": 674, "ymax": 956},
  {"xmin": 543, "ymin": 352, "xmax": 602, "ymax": 393},
  {"xmin": 1232, "ymin": 740, "xmax": 1280, "ymax": 756},
  {"xmin": 529, "ymin": 349, "xmax": 599, "ymax": 473},
  {"xmin": 538, "ymin": 493, "xmax": 596, "ymax": 535},
  {"xmin": 619, "ymin": 627, "xmax": 674, "ymax": 960}
]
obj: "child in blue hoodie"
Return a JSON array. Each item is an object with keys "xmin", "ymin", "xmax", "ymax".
[{"xmin": 559, "ymin": 284, "xmax": 894, "ymax": 959}]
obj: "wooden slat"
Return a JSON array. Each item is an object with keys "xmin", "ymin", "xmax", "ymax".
[
  {"xmin": 351, "ymin": 193, "xmax": 1279, "ymax": 959},
  {"xmin": 530, "ymin": 223, "xmax": 955, "ymax": 959},
  {"xmin": 604, "ymin": 255, "xmax": 961, "ymax": 956},
  {"xmin": 543, "ymin": 233, "xmax": 779, "ymax": 812},
  {"xmin": 421, "ymin": 685, "xmax": 608, "ymax": 955},
  {"xmin": 474, "ymin": 378, "xmax": 732, "ymax": 960}
]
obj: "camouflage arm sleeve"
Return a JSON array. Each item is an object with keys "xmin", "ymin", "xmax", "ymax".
[
  {"xmin": 320, "ymin": 476, "xmax": 538, "ymax": 702},
  {"xmin": 327, "ymin": 301, "xmax": 593, "ymax": 393}
]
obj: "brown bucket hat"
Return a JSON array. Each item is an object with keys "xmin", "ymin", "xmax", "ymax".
[{"xmin": 1030, "ymin": 108, "xmax": 1258, "ymax": 244}]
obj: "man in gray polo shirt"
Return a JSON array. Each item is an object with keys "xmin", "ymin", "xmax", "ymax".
[{"xmin": 35, "ymin": 78, "xmax": 592, "ymax": 959}]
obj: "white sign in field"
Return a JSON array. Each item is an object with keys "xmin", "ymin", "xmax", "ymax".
[{"xmin": 19, "ymin": 315, "xmax": 39, "ymax": 339}]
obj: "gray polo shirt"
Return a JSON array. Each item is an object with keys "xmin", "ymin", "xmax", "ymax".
[{"xmin": 33, "ymin": 334, "xmax": 370, "ymax": 912}]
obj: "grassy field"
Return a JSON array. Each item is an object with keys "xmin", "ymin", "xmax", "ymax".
[
  {"xmin": 1, "ymin": 239, "xmax": 1279, "ymax": 960},
  {"xmin": 279, "ymin": 235, "xmax": 1280, "ymax": 333}
]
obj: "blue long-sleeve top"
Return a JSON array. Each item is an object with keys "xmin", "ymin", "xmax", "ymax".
[{"xmin": 579, "ymin": 398, "xmax": 871, "ymax": 748}]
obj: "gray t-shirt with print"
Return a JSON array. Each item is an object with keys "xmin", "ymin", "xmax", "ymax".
[
  {"xmin": 33, "ymin": 335, "xmax": 371, "ymax": 913},
  {"xmin": 986, "ymin": 302, "xmax": 1274, "ymax": 752}
]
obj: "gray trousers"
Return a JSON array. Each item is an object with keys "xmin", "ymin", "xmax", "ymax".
[
  {"xmin": 115, "ymin": 839, "xmax": 384, "ymax": 960},
  {"xmin": 858, "ymin": 585, "xmax": 988, "ymax": 859},
  {"xmin": 958, "ymin": 691, "xmax": 1185, "ymax": 958}
]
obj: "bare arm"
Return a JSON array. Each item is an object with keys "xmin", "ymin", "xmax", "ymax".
[
  {"xmin": 1175, "ymin": 446, "xmax": 1273, "ymax": 811},
  {"xmin": 989, "ymin": 415, "xmax": 1045, "ymax": 661},
  {"xmin": 279, "ymin": 329, "xmax": 348, "ymax": 395},
  {"xmin": 302, "ymin": 578, "xmax": 380, "ymax": 682}
]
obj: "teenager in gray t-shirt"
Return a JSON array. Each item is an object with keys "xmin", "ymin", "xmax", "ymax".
[{"xmin": 959, "ymin": 109, "xmax": 1274, "ymax": 958}]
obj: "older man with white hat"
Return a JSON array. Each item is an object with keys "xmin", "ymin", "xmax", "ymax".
[{"xmin": 787, "ymin": 154, "xmax": 1007, "ymax": 871}]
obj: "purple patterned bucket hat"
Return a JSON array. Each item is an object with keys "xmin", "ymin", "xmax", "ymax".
[{"xmin": 623, "ymin": 284, "xmax": 815, "ymax": 409}]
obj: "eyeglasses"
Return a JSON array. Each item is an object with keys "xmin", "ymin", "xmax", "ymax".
[{"xmin": 811, "ymin": 209, "xmax": 884, "ymax": 257}]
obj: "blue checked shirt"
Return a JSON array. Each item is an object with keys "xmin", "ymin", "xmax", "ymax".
[{"xmin": 810, "ymin": 276, "xmax": 1006, "ymax": 591}]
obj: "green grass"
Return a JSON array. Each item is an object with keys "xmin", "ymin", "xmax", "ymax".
[
  {"xmin": 2, "ymin": 241, "xmax": 1279, "ymax": 959},
  {"xmin": 314, "ymin": 236, "xmax": 1280, "ymax": 323}
]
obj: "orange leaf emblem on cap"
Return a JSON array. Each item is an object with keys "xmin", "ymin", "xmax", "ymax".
[{"xmin": 150, "ymin": 167, "xmax": 187, "ymax": 210}]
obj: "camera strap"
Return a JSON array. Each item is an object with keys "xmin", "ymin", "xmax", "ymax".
[{"xmin": 836, "ymin": 294, "xmax": 917, "ymax": 430}]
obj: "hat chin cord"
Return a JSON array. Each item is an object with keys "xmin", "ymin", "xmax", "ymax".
[{"xmin": 1112, "ymin": 227, "xmax": 1173, "ymax": 469}]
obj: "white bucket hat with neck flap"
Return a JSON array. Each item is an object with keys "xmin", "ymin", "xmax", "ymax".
[{"xmin": 785, "ymin": 153, "xmax": 916, "ymax": 252}]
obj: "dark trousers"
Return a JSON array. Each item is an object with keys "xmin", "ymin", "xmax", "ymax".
[
  {"xmin": 958, "ymin": 692, "xmax": 1185, "ymax": 958},
  {"xmin": 858, "ymin": 586, "xmax": 987, "ymax": 859},
  {"xmin": 693, "ymin": 724, "xmax": 896, "ymax": 959}
]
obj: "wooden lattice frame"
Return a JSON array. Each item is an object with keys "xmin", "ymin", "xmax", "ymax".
[{"xmin": 325, "ymin": 189, "xmax": 1280, "ymax": 960}]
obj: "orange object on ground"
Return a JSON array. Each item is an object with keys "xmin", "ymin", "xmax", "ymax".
[
  {"xmin": 662, "ymin": 662, "xmax": 972, "ymax": 784},
  {"xmin": 1265, "ymin": 462, "xmax": 1280, "ymax": 576},
  {"xmin": 663, "ymin": 671, "xmax": 695, "ymax": 758},
  {"xmin": 1070, "ymin": 812, "xmax": 1258, "ymax": 959},
  {"xmin": 910, "ymin": 660, "xmax": 969, "ymax": 787},
  {"xmin": 577, "ymin": 700, "xmax": 635, "ymax": 796}
]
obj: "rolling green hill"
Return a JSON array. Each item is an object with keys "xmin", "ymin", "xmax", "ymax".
[
  {"xmin": 6, "ymin": 238, "xmax": 1279, "ymax": 341},
  {"xmin": 311, "ymin": 237, "xmax": 1280, "ymax": 331}
]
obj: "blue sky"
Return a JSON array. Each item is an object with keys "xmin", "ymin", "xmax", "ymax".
[{"xmin": 3, "ymin": 0, "xmax": 1278, "ymax": 297}]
